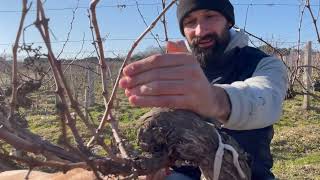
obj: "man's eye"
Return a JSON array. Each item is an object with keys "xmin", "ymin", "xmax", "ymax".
[
  {"xmin": 206, "ymin": 14, "xmax": 220, "ymax": 20},
  {"xmin": 183, "ymin": 19, "xmax": 196, "ymax": 27}
]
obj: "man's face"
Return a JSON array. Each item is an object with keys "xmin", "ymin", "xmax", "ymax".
[{"xmin": 183, "ymin": 9, "xmax": 231, "ymax": 67}]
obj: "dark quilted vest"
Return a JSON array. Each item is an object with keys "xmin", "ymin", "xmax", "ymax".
[{"xmin": 205, "ymin": 46, "xmax": 275, "ymax": 180}]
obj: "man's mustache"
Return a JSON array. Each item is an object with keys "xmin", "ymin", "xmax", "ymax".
[{"xmin": 191, "ymin": 34, "xmax": 217, "ymax": 47}]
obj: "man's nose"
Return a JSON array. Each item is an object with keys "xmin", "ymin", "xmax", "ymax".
[{"xmin": 195, "ymin": 20, "xmax": 209, "ymax": 37}]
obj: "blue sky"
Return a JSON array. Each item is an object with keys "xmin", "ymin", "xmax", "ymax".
[{"xmin": 0, "ymin": 0, "xmax": 318, "ymax": 59}]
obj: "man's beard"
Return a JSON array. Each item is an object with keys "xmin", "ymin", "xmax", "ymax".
[{"xmin": 189, "ymin": 26, "xmax": 230, "ymax": 68}]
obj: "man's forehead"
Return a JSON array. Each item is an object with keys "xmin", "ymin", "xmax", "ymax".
[{"xmin": 185, "ymin": 9, "xmax": 222, "ymax": 18}]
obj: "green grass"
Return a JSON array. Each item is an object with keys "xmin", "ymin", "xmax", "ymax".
[
  {"xmin": 272, "ymin": 95, "xmax": 320, "ymax": 179},
  {"xmin": 273, "ymin": 154, "xmax": 320, "ymax": 180},
  {"xmin": 27, "ymin": 115, "xmax": 61, "ymax": 143}
]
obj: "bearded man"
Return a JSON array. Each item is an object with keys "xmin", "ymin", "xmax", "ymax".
[{"xmin": 120, "ymin": 0, "xmax": 288, "ymax": 179}]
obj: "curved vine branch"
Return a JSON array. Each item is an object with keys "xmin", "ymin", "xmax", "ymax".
[
  {"xmin": 87, "ymin": 0, "xmax": 178, "ymax": 151},
  {"xmin": 9, "ymin": 0, "xmax": 32, "ymax": 124}
]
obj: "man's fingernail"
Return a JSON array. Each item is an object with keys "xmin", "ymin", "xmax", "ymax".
[
  {"xmin": 123, "ymin": 66, "xmax": 134, "ymax": 75},
  {"xmin": 119, "ymin": 78, "xmax": 127, "ymax": 88},
  {"xmin": 129, "ymin": 95, "xmax": 138, "ymax": 105},
  {"xmin": 125, "ymin": 89, "xmax": 131, "ymax": 96}
]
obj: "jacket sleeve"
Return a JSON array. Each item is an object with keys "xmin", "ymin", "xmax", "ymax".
[{"xmin": 215, "ymin": 56, "xmax": 288, "ymax": 130}]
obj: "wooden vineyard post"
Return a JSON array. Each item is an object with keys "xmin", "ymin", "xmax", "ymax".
[{"xmin": 302, "ymin": 41, "xmax": 312, "ymax": 110}]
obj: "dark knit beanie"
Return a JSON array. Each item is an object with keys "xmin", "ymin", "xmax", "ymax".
[{"xmin": 177, "ymin": 0, "xmax": 235, "ymax": 36}]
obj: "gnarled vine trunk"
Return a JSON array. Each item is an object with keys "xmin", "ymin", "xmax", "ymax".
[{"xmin": 138, "ymin": 108, "xmax": 251, "ymax": 180}]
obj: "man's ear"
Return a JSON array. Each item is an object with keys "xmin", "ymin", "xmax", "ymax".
[
  {"xmin": 228, "ymin": 22, "xmax": 233, "ymax": 29},
  {"xmin": 166, "ymin": 40, "xmax": 189, "ymax": 53}
]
